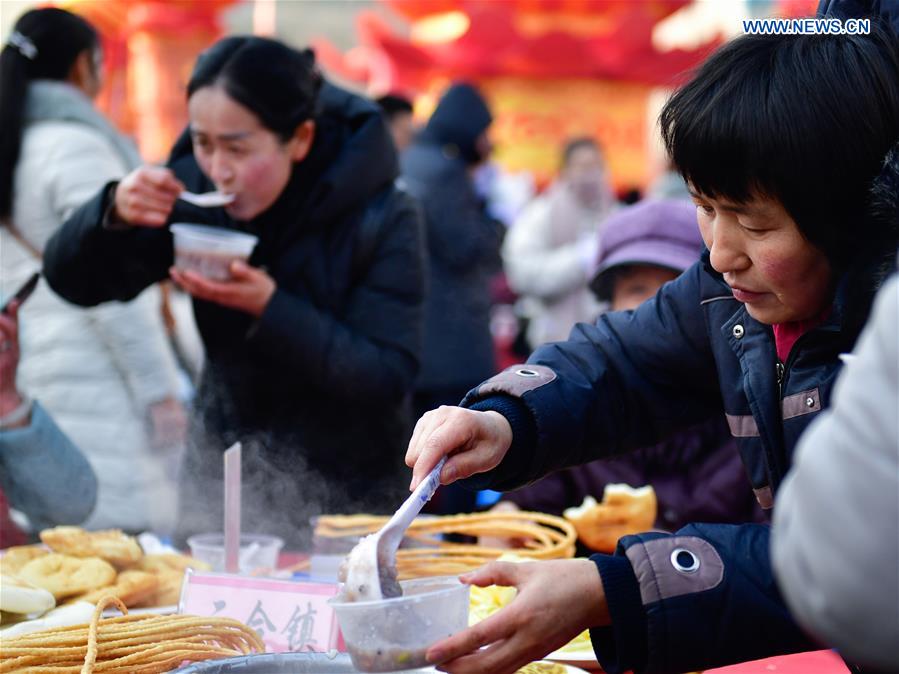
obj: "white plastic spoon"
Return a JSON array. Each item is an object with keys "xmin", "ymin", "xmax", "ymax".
[
  {"xmin": 179, "ymin": 190, "xmax": 235, "ymax": 207},
  {"xmin": 343, "ymin": 457, "xmax": 446, "ymax": 601}
]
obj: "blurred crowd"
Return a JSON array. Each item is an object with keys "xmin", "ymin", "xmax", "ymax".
[
  {"xmin": 1, "ymin": 2, "xmax": 897, "ymax": 673},
  {"xmin": 2, "ymin": 7, "xmax": 727, "ymax": 545}
]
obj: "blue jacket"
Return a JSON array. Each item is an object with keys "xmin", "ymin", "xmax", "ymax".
[
  {"xmin": 461, "ymin": 248, "xmax": 892, "ymax": 673},
  {"xmin": 0, "ymin": 401, "xmax": 97, "ymax": 531}
]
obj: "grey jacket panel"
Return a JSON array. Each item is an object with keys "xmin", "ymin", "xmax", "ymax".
[{"xmin": 773, "ymin": 274, "xmax": 899, "ymax": 672}]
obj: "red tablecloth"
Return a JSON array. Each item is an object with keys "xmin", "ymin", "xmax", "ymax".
[{"xmin": 705, "ymin": 650, "xmax": 850, "ymax": 674}]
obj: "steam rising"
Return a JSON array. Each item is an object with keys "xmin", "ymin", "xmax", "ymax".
[{"xmin": 173, "ymin": 413, "xmax": 410, "ymax": 550}]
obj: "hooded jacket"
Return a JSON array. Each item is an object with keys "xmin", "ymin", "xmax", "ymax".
[
  {"xmin": 43, "ymin": 83, "xmax": 426, "ymax": 547},
  {"xmin": 400, "ymin": 83, "xmax": 502, "ymax": 393},
  {"xmin": 457, "ymin": 155, "xmax": 898, "ymax": 671}
]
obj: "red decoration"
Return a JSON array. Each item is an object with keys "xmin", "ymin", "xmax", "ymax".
[{"xmin": 317, "ymin": 0, "xmax": 718, "ymax": 92}]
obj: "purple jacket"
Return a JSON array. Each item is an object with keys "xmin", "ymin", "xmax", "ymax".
[{"xmin": 504, "ymin": 418, "xmax": 764, "ymax": 531}]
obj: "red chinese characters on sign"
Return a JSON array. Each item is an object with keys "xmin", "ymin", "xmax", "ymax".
[{"xmin": 180, "ymin": 572, "xmax": 344, "ymax": 654}]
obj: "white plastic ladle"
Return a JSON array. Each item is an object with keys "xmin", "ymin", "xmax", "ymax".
[
  {"xmin": 344, "ymin": 457, "xmax": 446, "ymax": 601},
  {"xmin": 179, "ymin": 190, "xmax": 235, "ymax": 207}
]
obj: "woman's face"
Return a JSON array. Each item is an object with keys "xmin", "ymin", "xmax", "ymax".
[
  {"xmin": 563, "ymin": 145, "xmax": 607, "ymax": 208},
  {"xmin": 691, "ymin": 189, "xmax": 833, "ymax": 324},
  {"xmin": 611, "ymin": 266, "xmax": 678, "ymax": 312},
  {"xmin": 188, "ymin": 85, "xmax": 311, "ymax": 221}
]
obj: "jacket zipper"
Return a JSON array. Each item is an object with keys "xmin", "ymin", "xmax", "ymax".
[
  {"xmin": 776, "ymin": 360, "xmax": 785, "ymax": 406},
  {"xmin": 776, "ymin": 326, "xmax": 817, "ymax": 408}
]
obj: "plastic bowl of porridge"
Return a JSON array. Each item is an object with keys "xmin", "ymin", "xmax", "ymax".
[
  {"xmin": 171, "ymin": 224, "xmax": 258, "ymax": 281},
  {"xmin": 329, "ymin": 576, "xmax": 469, "ymax": 672}
]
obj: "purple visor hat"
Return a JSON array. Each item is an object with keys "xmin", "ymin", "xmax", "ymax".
[{"xmin": 590, "ymin": 198, "xmax": 704, "ymax": 301}]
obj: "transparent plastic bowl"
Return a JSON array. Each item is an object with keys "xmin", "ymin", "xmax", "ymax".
[
  {"xmin": 329, "ymin": 576, "xmax": 470, "ymax": 672},
  {"xmin": 186, "ymin": 533, "xmax": 283, "ymax": 574},
  {"xmin": 171, "ymin": 224, "xmax": 258, "ymax": 281}
]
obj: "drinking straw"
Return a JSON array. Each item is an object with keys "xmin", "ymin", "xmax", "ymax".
[{"xmin": 224, "ymin": 442, "xmax": 242, "ymax": 573}]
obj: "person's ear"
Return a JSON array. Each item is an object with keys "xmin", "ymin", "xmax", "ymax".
[
  {"xmin": 67, "ymin": 50, "xmax": 99, "ymax": 98},
  {"xmin": 288, "ymin": 121, "xmax": 315, "ymax": 162}
]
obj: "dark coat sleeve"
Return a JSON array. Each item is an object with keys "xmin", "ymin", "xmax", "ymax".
[
  {"xmin": 460, "ymin": 263, "xmax": 814, "ymax": 672},
  {"xmin": 42, "ymin": 183, "xmax": 174, "ymax": 306},
  {"xmin": 245, "ymin": 190, "xmax": 426, "ymax": 403},
  {"xmin": 590, "ymin": 523, "xmax": 817, "ymax": 674},
  {"xmin": 461, "ymin": 261, "xmax": 724, "ymax": 491}
]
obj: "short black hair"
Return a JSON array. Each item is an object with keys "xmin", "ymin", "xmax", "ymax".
[
  {"xmin": 187, "ymin": 36, "xmax": 322, "ymax": 142},
  {"xmin": 561, "ymin": 136, "xmax": 600, "ymax": 168},
  {"xmin": 661, "ymin": 25, "xmax": 899, "ymax": 272},
  {"xmin": 376, "ymin": 94, "xmax": 413, "ymax": 120}
]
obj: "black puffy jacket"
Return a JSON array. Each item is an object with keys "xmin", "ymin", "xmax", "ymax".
[{"xmin": 44, "ymin": 83, "xmax": 426, "ymax": 547}]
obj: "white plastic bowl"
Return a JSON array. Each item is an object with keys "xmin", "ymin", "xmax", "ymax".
[
  {"xmin": 329, "ymin": 576, "xmax": 470, "ymax": 672},
  {"xmin": 186, "ymin": 533, "xmax": 283, "ymax": 574},
  {"xmin": 171, "ymin": 224, "xmax": 258, "ymax": 281}
]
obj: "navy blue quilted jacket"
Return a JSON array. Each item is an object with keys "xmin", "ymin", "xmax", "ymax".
[{"xmin": 461, "ymin": 248, "xmax": 893, "ymax": 673}]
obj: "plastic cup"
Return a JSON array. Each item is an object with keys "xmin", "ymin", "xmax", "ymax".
[
  {"xmin": 171, "ymin": 224, "xmax": 258, "ymax": 281},
  {"xmin": 186, "ymin": 533, "xmax": 284, "ymax": 574},
  {"xmin": 329, "ymin": 576, "xmax": 470, "ymax": 672}
]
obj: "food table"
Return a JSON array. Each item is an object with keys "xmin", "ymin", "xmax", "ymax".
[{"xmin": 0, "ymin": 521, "xmax": 857, "ymax": 674}]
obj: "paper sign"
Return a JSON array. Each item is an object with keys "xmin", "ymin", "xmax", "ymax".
[{"xmin": 180, "ymin": 571, "xmax": 344, "ymax": 653}]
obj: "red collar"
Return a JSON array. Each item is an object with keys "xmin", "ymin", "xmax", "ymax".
[{"xmin": 772, "ymin": 308, "xmax": 832, "ymax": 363}]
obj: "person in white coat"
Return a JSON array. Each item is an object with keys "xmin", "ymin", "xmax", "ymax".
[
  {"xmin": 502, "ymin": 137, "xmax": 616, "ymax": 348},
  {"xmin": 0, "ymin": 8, "xmax": 186, "ymax": 534},
  {"xmin": 772, "ymin": 267, "xmax": 899, "ymax": 672},
  {"xmin": 771, "ymin": 143, "xmax": 899, "ymax": 674}
]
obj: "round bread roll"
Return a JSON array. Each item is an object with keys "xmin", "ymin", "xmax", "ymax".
[
  {"xmin": 0, "ymin": 573, "xmax": 56, "ymax": 615},
  {"xmin": 68, "ymin": 570, "xmax": 158, "ymax": 607},
  {"xmin": 135, "ymin": 553, "xmax": 210, "ymax": 574},
  {"xmin": 0, "ymin": 545, "xmax": 49, "ymax": 575},
  {"xmin": 40, "ymin": 526, "xmax": 143, "ymax": 568},
  {"xmin": 18, "ymin": 553, "xmax": 117, "ymax": 600},
  {"xmin": 563, "ymin": 484, "xmax": 657, "ymax": 553}
]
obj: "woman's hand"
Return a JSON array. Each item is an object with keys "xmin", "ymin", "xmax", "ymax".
[
  {"xmin": 405, "ymin": 406, "xmax": 513, "ymax": 490},
  {"xmin": 0, "ymin": 302, "xmax": 23, "ymax": 417},
  {"xmin": 428, "ymin": 559, "xmax": 609, "ymax": 674},
  {"xmin": 113, "ymin": 166, "xmax": 184, "ymax": 227},
  {"xmin": 169, "ymin": 261, "xmax": 276, "ymax": 317}
]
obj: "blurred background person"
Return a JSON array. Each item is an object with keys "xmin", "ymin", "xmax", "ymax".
[
  {"xmin": 503, "ymin": 137, "xmax": 617, "ymax": 349},
  {"xmin": 648, "ymin": 158, "xmax": 691, "ymax": 201},
  {"xmin": 0, "ymin": 301, "xmax": 97, "ymax": 546},
  {"xmin": 0, "ymin": 7, "xmax": 185, "ymax": 535},
  {"xmin": 401, "ymin": 82, "xmax": 503, "ymax": 514},
  {"xmin": 42, "ymin": 36, "xmax": 426, "ymax": 549},
  {"xmin": 488, "ymin": 199, "xmax": 760, "ymax": 536},
  {"xmin": 376, "ymin": 93, "xmax": 415, "ymax": 153}
]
